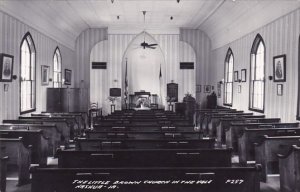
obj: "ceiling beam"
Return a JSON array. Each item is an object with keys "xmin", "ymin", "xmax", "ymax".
[{"xmin": 196, "ymin": 0, "xmax": 225, "ymax": 29}]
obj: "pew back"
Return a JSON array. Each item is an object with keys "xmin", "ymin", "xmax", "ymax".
[
  {"xmin": 57, "ymin": 148, "xmax": 232, "ymax": 168},
  {"xmin": 30, "ymin": 166, "xmax": 261, "ymax": 192}
]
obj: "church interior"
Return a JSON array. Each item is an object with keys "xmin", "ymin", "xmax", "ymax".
[{"xmin": 0, "ymin": 0, "xmax": 300, "ymax": 191}]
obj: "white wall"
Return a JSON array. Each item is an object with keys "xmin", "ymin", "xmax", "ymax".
[
  {"xmin": 180, "ymin": 29, "xmax": 212, "ymax": 107},
  {"xmin": 0, "ymin": 10, "xmax": 75, "ymax": 123},
  {"xmin": 210, "ymin": 8, "xmax": 300, "ymax": 122},
  {"xmin": 179, "ymin": 41, "xmax": 196, "ymax": 99},
  {"xmin": 85, "ymin": 29, "xmax": 211, "ymax": 114},
  {"xmin": 90, "ymin": 40, "xmax": 108, "ymax": 111}
]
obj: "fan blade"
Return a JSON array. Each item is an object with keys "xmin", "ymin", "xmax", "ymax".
[
  {"xmin": 148, "ymin": 44, "xmax": 158, "ymax": 46},
  {"xmin": 147, "ymin": 46, "xmax": 156, "ymax": 49}
]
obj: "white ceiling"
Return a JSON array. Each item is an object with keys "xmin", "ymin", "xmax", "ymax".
[{"xmin": 0, "ymin": 0, "xmax": 300, "ymax": 50}]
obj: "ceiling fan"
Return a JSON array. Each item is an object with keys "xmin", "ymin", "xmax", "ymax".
[{"xmin": 140, "ymin": 11, "xmax": 158, "ymax": 49}]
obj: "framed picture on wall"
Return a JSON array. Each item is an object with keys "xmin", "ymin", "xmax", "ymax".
[
  {"xmin": 277, "ymin": 84, "xmax": 283, "ymax": 96},
  {"xmin": 217, "ymin": 83, "xmax": 221, "ymax": 98},
  {"xmin": 41, "ymin": 65, "xmax": 49, "ymax": 86},
  {"xmin": 64, "ymin": 69, "xmax": 72, "ymax": 85},
  {"xmin": 238, "ymin": 85, "xmax": 241, "ymax": 93},
  {"xmin": 196, "ymin": 85, "xmax": 201, "ymax": 93},
  {"xmin": 273, "ymin": 54, "xmax": 286, "ymax": 82},
  {"xmin": 204, "ymin": 85, "xmax": 211, "ymax": 93},
  {"xmin": 0, "ymin": 53, "xmax": 14, "ymax": 82},
  {"xmin": 241, "ymin": 69, "xmax": 247, "ymax": 82},
  {"xmin": 234, "ymin": 71, "xmax": 239, "ymax": 82}
]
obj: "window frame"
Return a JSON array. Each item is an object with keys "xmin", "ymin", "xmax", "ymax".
[
  {"xmin": 20, "ymin": 32, "xmax": 36, "ymax": 114},
  {"xmin": 248, "ymin": 34, "xmax": 266, "ymax": 113},
  {"xmin": 53, "ymin": 47, "xmax": 62, "ymax": 88},
  {"xmin": 223, "ymin": 48, "xmax": 234, "ymax": 107},
  {"xmin": 297, "ymin": 35, "xmax": 300, "ymax": 120}
]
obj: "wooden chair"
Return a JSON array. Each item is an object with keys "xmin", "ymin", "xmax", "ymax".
[{"xmin": 88, "ymin": 102, "xmax": 101, "ymax": 128}]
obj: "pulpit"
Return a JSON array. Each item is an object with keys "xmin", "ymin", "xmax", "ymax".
[{"xmin": 134, "ymin": 91, "xmax": 151, "ymax": 108}]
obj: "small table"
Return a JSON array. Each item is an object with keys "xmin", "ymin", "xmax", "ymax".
[
  {"xmin": 168, "ymin": 103, "xmax": 174, "ymax": 112},
  {"xmin": 111, "ymin": 104, "xmax": 115, "ymax": 113}
]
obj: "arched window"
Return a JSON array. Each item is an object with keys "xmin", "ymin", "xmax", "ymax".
[
  {"xmin": 20, "ymin": 32, "xmax": 36, "ymax": 114},
  {"xmin": 249, "ymin": 34, "xmax": 265, "ymax": 112},
  {"xmin": 53, "ymin": 47, "xmax": 62, "ymax": 87},
  {"xmin": 224, "ymin": 48, "xmax": 234, "ymax": 106},
  {"xmin": 297, "ymin": 35, "xmax": 300, "ymax": 120}
]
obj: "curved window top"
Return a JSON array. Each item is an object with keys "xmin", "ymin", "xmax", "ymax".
[
  {"xmin": 53, "ymin": 47, "xmax": 62, "ymax": 88},
  {"xmin": 20, "ymin": 32, "xmax": 36, "ymax": 114},
  {"xmin": 249, "ymin": 34, "xmax": 265, "ymax": 112},
  {"xmin": 251, "ymin": 34, "xmax": 265, "ymax": 54},
  {"xmin": 224, "ymin": 48, "xmax": 234, "ymax": 106}
]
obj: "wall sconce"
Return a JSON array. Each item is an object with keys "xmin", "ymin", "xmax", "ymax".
[
  {"xmin": 49, "ymin": 78, "xmax": 53, "ymax": 82},
  {"xmin": 4, "ymin": 84, "xmax": 9, "ymax": 92},
  {"xmin": 177, "ymin": 0, "xmax": 180, "ymax": 3},
  {"xmin": 219, "ymin": 79, "xmax": 224, "ymax": 84},
  {"xmin": 268, "ymin": 76, "xmax": 273, "ymax": 81},
  {"xmin": 111, "ymin": 0, "xmax": 114, "ymax": 3},
  {"xmin": 238, "ymin": 79, "xmax": 242, "ymax": 83},
  {"xmin": 12, "ymin": 75, "xmax": 17, "ymax": 80}
]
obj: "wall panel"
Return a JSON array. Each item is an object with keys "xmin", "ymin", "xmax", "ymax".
[
  {"xmin": 0, "ymin": 10, "xmax": 75, "ymax": 123},
  {"xmin": 79, "ymin": 29, "xmax": 211, "ymax": 114},
  {"xmin": 210, "ymin": 8, "xmax": 300, "ymax": 122},
  {"xmin": 180, "ymin": 29, "xmax": 212, "ymax": 107}
]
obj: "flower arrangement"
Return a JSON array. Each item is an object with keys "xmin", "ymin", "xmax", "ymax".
[
  {"xmin": 107, "ymin": 96, "xmax": 116, "ymax": 104},
  {"xmin": 166, "ymin": 96, "xmax": 176, "ymax": 104},
  {"xmin": 135, "ymin": 97, "xmax": 150, "ymax": 108}
]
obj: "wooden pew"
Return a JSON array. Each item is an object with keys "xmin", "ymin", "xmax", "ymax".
[
  {"xmin": 75, "ymin": 138, "xmax": 215, "ymax": 150},
  {"xmin": 0, "ymin": 156, "xmax": 8, "ymax": 192},
  {"xmin": 254, "ymin": 135, "xmax": 300, "ymax": 182},
  {"xmin": 4, "ymin": 119, "xmax": 71, "ymax": 146},
  {"xmin": 57, "ymin": 148, "xmax": 232, "ymax": 168},
  {"xmin": 0, "ymin": 146, "xmax": 8, "ymax": 192},
  {"xmin": 226, "ymin": 122, "xmax": 297, "ymax": 151},
  {"xmin": 207, "ymin": 113, "xmax": 254, "ymax": 137},
  {"xmin": 85, "ymin": 130, "xmax": 203, "ymax": 140},
  {"xmin": 278, "ymin": 145, "xmax": 300, "ymax": 192},
  {"xmin": 216, "ymin": 116, "xmax": 266, "ymax": 145},
  {"xmin": 30, "ymin": 166, "xmax": 261, "ymax": 192},
  {"xmin": 238, "ymin": 127, "xmax": 300, "ymax": 164},
  {"xmin": 19, "ymin": 116, "xmax": 79, "ymax": 138},
  {"xmin": 195, "ymin": 108, "xmax": 234, "ymax": 128},
  {"xmin": 202, "ymin": 110, "xmax": 244, "ymax": 132},
  {"xmin": 0, "ymin": 123, "xmax": 61, "ymax": 157},
  {"xmin": 32, "ymin": 113, "xmax": 85, "ymax": 131},
  {"xmin": 0, "ymin": 138, "xmax": 31, "ymax": 186},
  {"xmin": 93, "ymin": 124, "xmax": 195, "ymax": 132},
  {"xmin": 41, "ymin": 111, "xmax": 88, "ymax": 130},
  {"xmin": 0, "ymin": 128, "xmax": 48, "ymax": 165}
]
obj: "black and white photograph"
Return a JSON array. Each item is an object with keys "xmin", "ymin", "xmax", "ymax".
[
  {"xmin": 234, "ymin": 71, "xmax": 239, "ymax": 82},
  {"xmin": 41, "ymin": 65, "xmax": 49, "ymax": 85},
  {"xmin": 277, "ymin": 84, "xmax": 283, "ymax": 96},
  {"xmin": 1, "ymin": 1, "xmax": 300, "ymax": 192},
  {"xmin": 204, "ymin": 85, "xmax": 211, "ymax": 93},
  {"xmin": 64, "ymin": 69, "xmax": 72, "ymax": 85},
  {"xmin": 196, "ymin": 84, "xmax": 201, "ymax": 93},
  {"xmin": 0, "ymin": 53, "xmax": 14, "ymax": 82},
  {"xmin": 273, "ymin": 54, "xmax": 286, "ymax": 82},
  {"xmin": 241, "ymin": 69, "xmax": 247, "ymax": 82}
]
